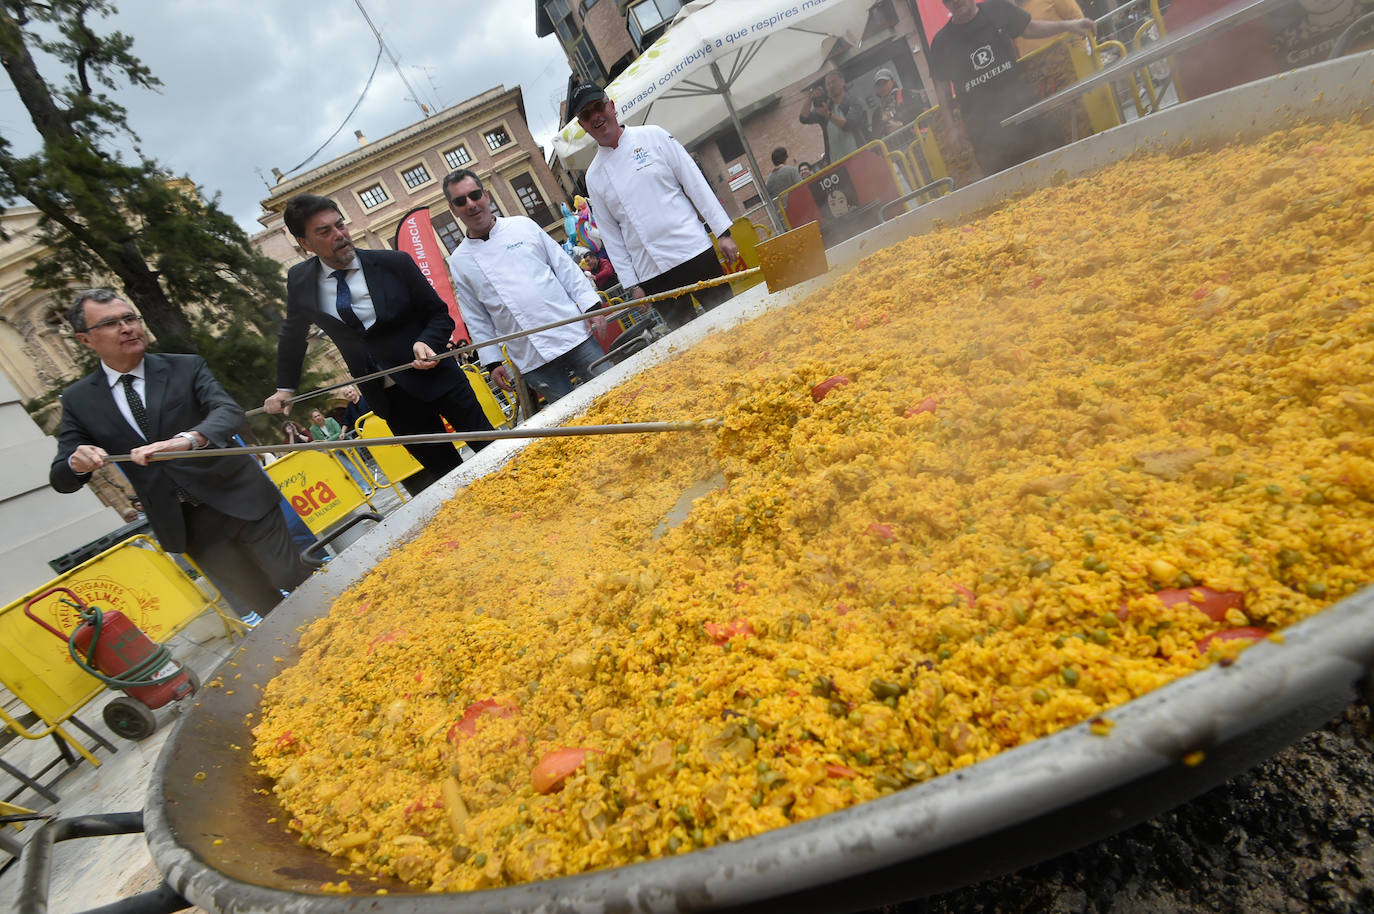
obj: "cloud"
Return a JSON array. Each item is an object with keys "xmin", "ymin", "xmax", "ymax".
[{"xmin": 0, "ymin": 0, "xmax": 570, "ymax": 231}]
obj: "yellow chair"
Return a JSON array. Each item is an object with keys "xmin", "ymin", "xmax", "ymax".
[
  {"xmin": 717, "ymin": 216, "xmax": 767, "ymax": 295},
  {"xmin": 463, "ymin": 364, "xmax": 514, "ymax": 430},
  {"xmin": 354, "ymin": 411, "xmax": 425, "ymax": 497}
]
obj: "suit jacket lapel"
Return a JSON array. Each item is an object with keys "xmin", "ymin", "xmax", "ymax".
[
  {"xmin": 141, "ymin": 354, "xmax": 168, "ymax": 440},
  {"xmin": 87, "ymin": 369, "xmax": 141, "ymax": 446},
  {"xmin": 358, "ymin": 251, "xmax": 385, "ymax": 325},
  {"xmin": 291, "ymin": 256, "xmax": 323, "ymax": 316}
]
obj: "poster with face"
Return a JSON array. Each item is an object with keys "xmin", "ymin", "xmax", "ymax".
[{"xmin": 808, "ymin": 166, "xmax": 861, "ymax": 222}]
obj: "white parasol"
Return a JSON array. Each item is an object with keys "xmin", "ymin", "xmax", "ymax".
[{"xmin": 551, "ymin": 0, "xmax": 876, "ymax": 225}]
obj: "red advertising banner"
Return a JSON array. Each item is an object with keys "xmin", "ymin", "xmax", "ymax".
[
  {"xmin": 914, "ymin": 0, "xmax": 950, "ymax": 57},
  {"xmin": 393, "ymin": 207, "xmax": 470, "ymax": 344}
]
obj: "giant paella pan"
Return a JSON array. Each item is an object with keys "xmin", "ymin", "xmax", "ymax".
[{"xmin": 146, "ymin": 52, "xmax": 1374, "ymax": 913}]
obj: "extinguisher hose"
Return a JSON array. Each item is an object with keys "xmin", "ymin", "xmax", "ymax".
[{"xmin": 65, "ymin": 604, "xmax": 185, "ymax": 690}]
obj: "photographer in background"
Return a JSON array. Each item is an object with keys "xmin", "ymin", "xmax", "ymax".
[{"xmin": 799, "ymin": 71, "xmax": 870, "ymax": 165}]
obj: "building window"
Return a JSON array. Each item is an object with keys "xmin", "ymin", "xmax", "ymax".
[
  {"xmin": 572, "ymin": 36, "xmax": 604, "ymax": 83},
  {"xmin": 433, "ymin": 211, "xmax": 464, "ymax": 253},
  {"xmin": 484, "ymin": 127, "xmax": 512, "ymax": 151},
  {"xmin": 488, "ymin": 194, "xmax": 504, "ymax": 217},
  {"xmin": 510, "ymin": 173, "xmax": 553, "ymax": 225},
  {"xmin": 544, "ymin": 0, "xmax": 576, "ymax": 43},
  {"xmin": 443, "ymin": 145, "xmax": 472, "ymax": 170},
  {"xmin": 628, "ymin": 0, "xmax": 683, "ymax": 47},
  {"xmin": 358, "ymin": 183, "xmax": 388, "ymax": 209},
  {"xmin": 714, "ymin": 129, "xmax": 745, "ymax": 162},
  {"xmin": 400, "ymin": 163, "xmax": 431, "ymax": 189}
]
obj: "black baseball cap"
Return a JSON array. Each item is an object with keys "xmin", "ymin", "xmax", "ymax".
[{"xmin": 569, "ymin": 82, "xmax": 608, "ymax": 118}]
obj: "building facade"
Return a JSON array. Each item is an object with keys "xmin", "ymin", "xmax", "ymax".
[
  {"xmin": 254, "ymin": 85, "xmax": 568, "ymax": 266},
  {"xmin": 0, "ymin": 207, "xmax": 90, "ymax": 412},
  {"xmin": 536, "ymin": 0, "xmax": 936, "ymax": 223}
]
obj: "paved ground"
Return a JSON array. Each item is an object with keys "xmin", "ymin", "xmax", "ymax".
[
  {"xmin": 0, "ymin": 487, "xmax": 403, "ymax": 913},
  {"xmin": 0, "ymin": 609, "xmax": 229, "ymax": 913}
]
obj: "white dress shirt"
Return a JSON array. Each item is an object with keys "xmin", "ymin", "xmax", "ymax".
[
  {"xmin": 316, "ymin": 255, "xmax": 376, "ymax": 329},
  {"xmin": 101, "ymin": 359, "xmax": 149, "ymax": 439},
  {"xmin": 585, "ymin": 125, "xmax": 732, "ymax": 288},
  {"xmin": 447, "ymin": 216, "xmax": 600, "ymax": 371}
]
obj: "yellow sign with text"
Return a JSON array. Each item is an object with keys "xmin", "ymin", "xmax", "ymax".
[
  {"xmin": 0, "ymin": 535, "xmax": 213, "ymax": 725},
  {"xmin": 268, "ymin": 449, "xmax": 369, "ymax": 534}
]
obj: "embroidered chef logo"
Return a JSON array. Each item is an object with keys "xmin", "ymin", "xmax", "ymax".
[
  {"xmin": 632, "ymin": 146, "xmax": 649, "ymax": 165},
  {"xmin": 971, "ymin": 45, "xmax": 995, "ymax": 69}
]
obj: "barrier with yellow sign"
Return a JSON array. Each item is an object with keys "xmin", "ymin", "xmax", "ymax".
[
  {"xmin": 266, "ymin": 447, "xmax": 376, "ymax": 535},
  {"xmin": 0, "ymin": 534, "xmax": 235, "ymax": 768}
]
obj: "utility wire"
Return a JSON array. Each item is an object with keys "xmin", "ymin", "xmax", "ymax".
[
  {"xmin": 281, "ymin": 43, "xmax": 384, "ymax": 177},
  {"xmin": 352, "ymin": 0, "xmax": 432, "ymax": 117}
]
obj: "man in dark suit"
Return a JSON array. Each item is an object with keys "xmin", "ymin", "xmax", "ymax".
[
  {"xmin": 50, "ymin": 289, "xmax": 313, "ymax": 626},
  {"xmin": 263, "ymin": 194, "xmax": 492, "ymax": 488}
]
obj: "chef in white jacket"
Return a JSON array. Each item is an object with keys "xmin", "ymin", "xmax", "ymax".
[
  {"xmin": 444, "ymin": 169, "xmax": 608, "ymax": 404},
  {"xmin": 573, "ymin": 81, "xmax": 741, "ymax": 332}
]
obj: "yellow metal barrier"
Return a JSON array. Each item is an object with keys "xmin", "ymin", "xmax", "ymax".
[
  {"xmin": 0, "ymin": 534, "xmax": 236, "ymax": 766},
  {"xmin": 912, "ymin": 106, "xmax": 957, "ymax": 185},
  {"xmin": 1095, "ymin": 38, "xmax": 1156, "ymax": 117}
]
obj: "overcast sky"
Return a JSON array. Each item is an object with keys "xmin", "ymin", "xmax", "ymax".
[{"xmin": 0, "ymin": 0, "xmax": 573, "ymax": 233}]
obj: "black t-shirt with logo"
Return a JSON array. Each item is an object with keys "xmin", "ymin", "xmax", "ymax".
[{"xmin": 929, "ymin": 0, "xmax": 1038, "ymax": 145}]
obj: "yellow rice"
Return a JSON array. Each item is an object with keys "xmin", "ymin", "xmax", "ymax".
[{"xmin": 251, "ymin": 118, "xmax": 1374, "ymax": 892}]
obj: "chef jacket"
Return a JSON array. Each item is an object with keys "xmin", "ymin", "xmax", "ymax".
[
  {"xmin": 446, "ymin": 215, "xmax": 600, "ymax": 372},
  {"xmin": 584, "ymin": 124, "xmax": 733, "ymax": 288}
]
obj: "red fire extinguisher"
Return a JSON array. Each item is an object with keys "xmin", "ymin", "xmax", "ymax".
[{"xmin": 25, "ymin": 587, "xmax": 197, "ymax": 740}]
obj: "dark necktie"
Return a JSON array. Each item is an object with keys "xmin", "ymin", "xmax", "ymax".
[
  {"xmin": 331, "ymin": 269, "xmax": 366, "ymax": 333},
  {"xmin": 120, "ymin": 374, "xmax": 152, "ymax": 440},
  {"xmin": 121, "ymin": 374, "xmax": 198, "ymax": 505}
]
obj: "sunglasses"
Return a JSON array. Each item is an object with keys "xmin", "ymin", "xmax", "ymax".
[
  {"xmin": 87, "ymin": 314, "xmax": 143, "ymax": 332},
  {"xmin": 576, "ymin": 99, "xmax": 608, "ymax": 122},
  {"xmin": 449, "ymin": 188, "xmax": 484, "ymax": 205}
]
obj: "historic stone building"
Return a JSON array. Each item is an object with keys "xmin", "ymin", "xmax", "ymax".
[
  {"xmin": 254, "ymin": 84, "xmax": 569, "ymax": 266},
  {"xmin": 0, "ymin": 207, "xmax": 89, "ymax": 413}
]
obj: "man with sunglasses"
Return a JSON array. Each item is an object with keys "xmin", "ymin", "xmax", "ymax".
[
  {"xmin": 50, "ymin": 289, "xmax": 314, "ymax": 627},
  {"xmin": 574, "ymin": 82, "xmax": 740, "ymax": 332},
  {"xmin": 443, "ymin": 170, "xmax": 608, "ymax": 405},
  {"xmin": 263, "ymin": 193, "xmax": 494, "ymax": 490}
]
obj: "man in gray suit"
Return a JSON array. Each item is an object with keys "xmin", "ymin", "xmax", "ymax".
[{"xmin": 50, "ymin": 289, "xmax": 313, "ymax": 626}]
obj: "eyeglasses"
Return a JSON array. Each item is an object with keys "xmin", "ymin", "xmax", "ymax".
[
  {"xmin": 449, "ymin": 189, "xmax": 484, "ymax": 206},
  {"xmin": 87, "ymin": 314, "xmax": 143, "ymax": 332}
]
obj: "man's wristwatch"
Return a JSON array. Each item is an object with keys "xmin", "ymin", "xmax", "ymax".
[{"xmin": 176, "ymin": 431, "xmax": 201, "ymax": 449}]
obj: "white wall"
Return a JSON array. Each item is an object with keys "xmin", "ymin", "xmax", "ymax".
[{"xmin": 0, "ymin": 372, "xmax": 124, "ymax": 605}]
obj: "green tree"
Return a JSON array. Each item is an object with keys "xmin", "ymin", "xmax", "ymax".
[{"xmin": 0, "ymin": 0, "xmax": 303, "ymax": 404}]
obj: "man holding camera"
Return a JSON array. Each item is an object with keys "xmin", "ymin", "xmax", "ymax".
[{"xmin": 799, "ymin": 70, "xmax": 870, "ymax": 166}]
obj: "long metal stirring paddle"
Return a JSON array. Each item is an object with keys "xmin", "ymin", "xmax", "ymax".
[
  {"xmin": 99, "ymin": 419, "xmax": 724, "ymax": 464},
  {"xmin": 244, "ymin": 272, "xmax": 758, "ymax": 417}
]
